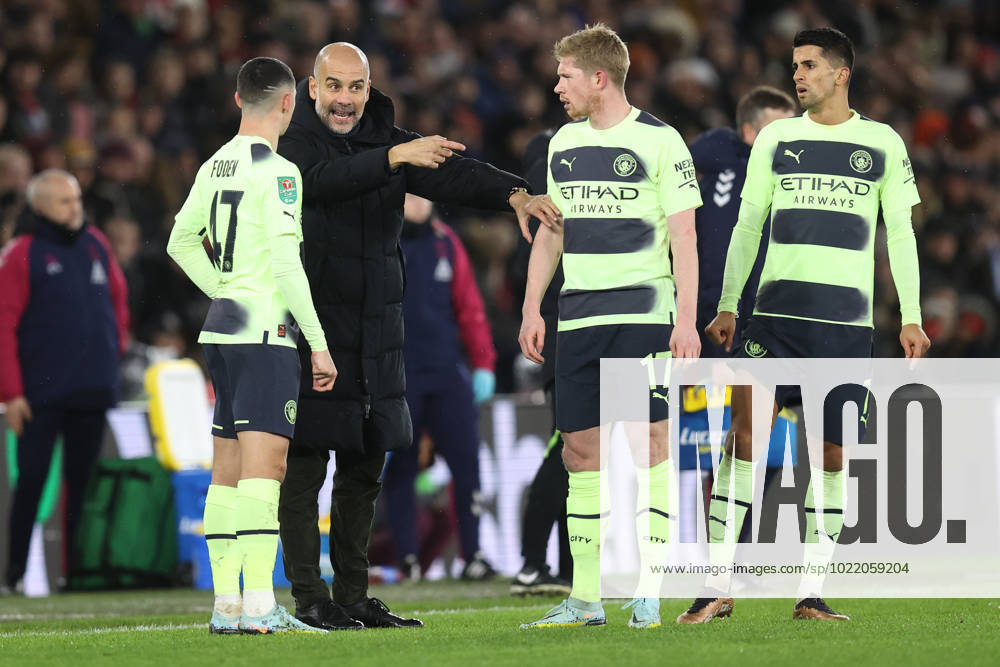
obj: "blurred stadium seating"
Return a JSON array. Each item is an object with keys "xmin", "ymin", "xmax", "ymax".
[{"xmin": 0, "ymin": 0, "xmax": 995, "ymax": 386}]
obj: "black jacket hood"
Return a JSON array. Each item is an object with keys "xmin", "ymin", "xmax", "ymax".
[{"xmin": 290, "ymin": 78, "xmax": 397, "ymax": 146}]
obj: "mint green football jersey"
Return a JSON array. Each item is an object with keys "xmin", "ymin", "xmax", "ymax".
[
  {"xmin": 738, "ymin": 111, "xmax": 920, "ymax": 327},
  {"xmin": 548, "ymin": 107, "xmax": 703, "ymax": 331},
  {"xmin": 173, "ymin": 135, "xmax": 307, "ymax": 348}
]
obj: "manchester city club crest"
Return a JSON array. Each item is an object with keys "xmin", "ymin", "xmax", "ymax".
[
  {"xmin": 284, "ymin": 399, "xmax": 297, "ymax": 424},
  {"xmin": 613, "ymin": 153, "xmax": 637, "ymax": 177},
  {"xmin": 849, "ymin": 149, "xmax": 873, "ymax": 174},
  {"xmin": 744, "ymin": 339, "xmax": 768, "ymax": 358}
]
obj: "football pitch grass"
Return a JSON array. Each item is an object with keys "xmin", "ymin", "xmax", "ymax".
[{"xmin": 1, "ymin": 582, "xmax": 998, "ymax": 666}]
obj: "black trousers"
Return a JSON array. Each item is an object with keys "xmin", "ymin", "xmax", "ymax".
[
  {"xmin": 5, "ymin": 406, "xmax": 105, "ymax": 585},
  {"xmin": 279, "ymin": 445, "xmax": 386, "ymax": 608},
  {"xmin": 520, "ymin": 438, "xmax": 572, "ymax": 578},
  {"xmin": 520, "ymin": 385, "xmax": 572, "ymax": 578}
]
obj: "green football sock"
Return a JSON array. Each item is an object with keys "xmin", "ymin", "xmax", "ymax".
[
  {"xmin": 708, "ymin": 452, "xmax": 754, "ymax": 543},
  {"xmin": 204, "ymin": 484, "xmax": 240, "ymax": 599},
  {"xmin": 236, "ymin": 478, "xmax": 281, "ymax": 612},
  {"xmin": 567, "ymin": 470, "xmax": 604, "ymax": 604},
  {"xmin": 803, "ymin": 468, "xmax": 845, "ymax": 543},
  {"xmin": 798, "ymin": 468, "xmax": 845, "ymax": 599},
  {"xmin": 634, "ymin": 459, "xmax": 671, "ymax": 598},
  {"xmin": 706, "ymin": 451, "xmax": 754, "ymax": 593}
]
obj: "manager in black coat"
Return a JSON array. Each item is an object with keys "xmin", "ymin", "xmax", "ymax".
[{"xmin": 276, "ymin": 42, "xmax": 561, "ymax": 630}]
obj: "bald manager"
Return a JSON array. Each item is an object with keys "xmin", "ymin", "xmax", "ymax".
[{"xmin": 276, "ymin": 43, "xmax": 561, "ymax": 630}]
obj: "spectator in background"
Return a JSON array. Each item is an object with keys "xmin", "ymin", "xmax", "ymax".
[
  {"xmin": 383, "ymin": 194, "xmax": 498, "ymax": 582},
  {"xmin": 4, "ymin": 50, "xmax": 65, "ymax": 159},
  {"xmin": 0, "ymin": 170, "xmax": 129, "ymax": 594},
  {"xmin": 0, "ymin": 143, "xmax": 32, "ymax": 244},
  {"xmin": 0, "ymin": 144, "xmax": 33, "ymax": 194},
  {"xmin": 0, "ymin": 1, "xmax": 995, "ymax": 429},
  {"xmin": 63, "ymin": 138, "xmax": 98, "ymax": 198},
  {"xmin": 85, "ymin": 139, "xmax": 166, "ymax": 238},
  {"xmin": 103, "ymin": 215, "xmax": 144, "ymax": 325}
]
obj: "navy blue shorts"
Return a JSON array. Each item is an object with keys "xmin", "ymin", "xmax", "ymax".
[
  {"xmin": 736, "ymin": 315, "xmax": 873, "ymax": 445},
  {"xmin": 203, "ymin": 343, "xmax": 301, "ymax": 440},
  {"xmin": 555, "ymin": 323, "xmax": 672, "ymax": 433}
]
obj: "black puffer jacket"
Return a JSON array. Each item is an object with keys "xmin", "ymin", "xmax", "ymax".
[{"xmin": 278, "ymin": 80, "xmax": 526, "ymax": 453}]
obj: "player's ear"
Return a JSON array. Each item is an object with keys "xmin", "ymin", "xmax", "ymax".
[
  {"xmin": 592, "ymin": 69, "xmax": 606, "ymax": 90},
  {"xmin": 837, "ymin": 65, "xmax": 851, "ymax": 86},
  {"xmin": 308, "ymin": 75, "xmax": 318, "ymax": 100},
  {"xmin": 234, "ymin": 91, "xmax": 243, "ymax": 110}
]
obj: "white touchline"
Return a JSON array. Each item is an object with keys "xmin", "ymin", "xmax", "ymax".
[
  {"xmin": 0, "ymin": 623, "xmax": 205, "ymax": 639},
  {"xmin": 0, "ymin": 608, "xmax": 211, "ymax": 621},
  {"xmin": 0, "ymin": 605, "xmax": 552, "ymax": 639}
]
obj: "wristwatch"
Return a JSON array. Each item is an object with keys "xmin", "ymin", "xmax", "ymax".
[{"xmin": 507, "ymin": 186, "xmax": 528, "ymax": 202}]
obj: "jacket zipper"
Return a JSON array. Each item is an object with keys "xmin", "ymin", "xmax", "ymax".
[{"xmin": 342, "ymin": 136, "xmax": 372, "ymax": 422}]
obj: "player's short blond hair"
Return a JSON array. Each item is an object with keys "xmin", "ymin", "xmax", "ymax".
[{"xmin": 553, "ymin": 23, "xmax": 629, "ymax": 89}]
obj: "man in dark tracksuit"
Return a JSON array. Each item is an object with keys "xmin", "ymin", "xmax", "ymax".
[
  {"xmin": 688, "ymin": 87, "xmax": 795, "ymax": 544},
  {"xmin": 507, "ymin": 127, "xmax": 574, "ymax": 596},
  {"xmin": 383, "ymin": 194, "xmax": 497, "ymax": 581},
  {"xmin": 691, "ymin": 87, "xmax": 796, "ymax": 357},
  {"xmin": 275, "ymin": 43, "xmax": 557, "ymax": 629},
  {"xmin": 0, "ymin": 170, "xmax": 129, "ymax": 592}
]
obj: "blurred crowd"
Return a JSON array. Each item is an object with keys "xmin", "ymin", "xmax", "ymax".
[{"xmin": 0, "ymin": 0, "xmax": 998, "ymax": 395}]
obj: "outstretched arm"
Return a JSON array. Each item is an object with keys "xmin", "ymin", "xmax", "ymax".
[{"xmin": 278, "ymin": 133, "xmax": 396, "ymax": 203}]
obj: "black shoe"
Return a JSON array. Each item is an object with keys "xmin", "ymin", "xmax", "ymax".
[
  {"xmin": 509, "ymin": 566, "xmax": 571, "ymax": 597},
  {"xmin": 295, "ymin": 599, "xmax": 364, "ymax": 630},
  {"xmin": 461, "ymin": 553, "xmax": 497, "ymax": 581},
  {"xmin": 342, "ymin": 597, "xmax": 423, "ymax": 628}
]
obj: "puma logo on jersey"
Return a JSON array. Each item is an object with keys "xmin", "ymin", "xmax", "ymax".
[
  {"xmin": 282, "ymin": 210, "xmax": 295, "ymax": 222},
  {"xmin": 560, "ymin": 157, "xmax": 577, "ymax": 172},
  {"xmin": 784, "ymin": 149, "xmax": 804, "ymax": 164}
]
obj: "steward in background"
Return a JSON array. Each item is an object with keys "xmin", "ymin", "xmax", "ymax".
[{"xmin": 0, "ymin": 169, "xmax": 129, "ymax": 593}]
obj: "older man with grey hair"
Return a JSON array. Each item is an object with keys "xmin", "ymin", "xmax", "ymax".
[{"xmin": 0, "ymin": 169, "xmax": 130, "ymax": 594}]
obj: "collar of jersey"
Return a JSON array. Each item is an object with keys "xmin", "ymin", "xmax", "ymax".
[
  {"xmin": 584, "ymin": 105, "xmax": 641, "ymax": 133},
  {"xmin": 801, "ymin": 108, "xmax": 859, "ymax": 130},
  {"xmin": 236, "ymin": 135, "xmax": 272, "ymax": 148}
]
